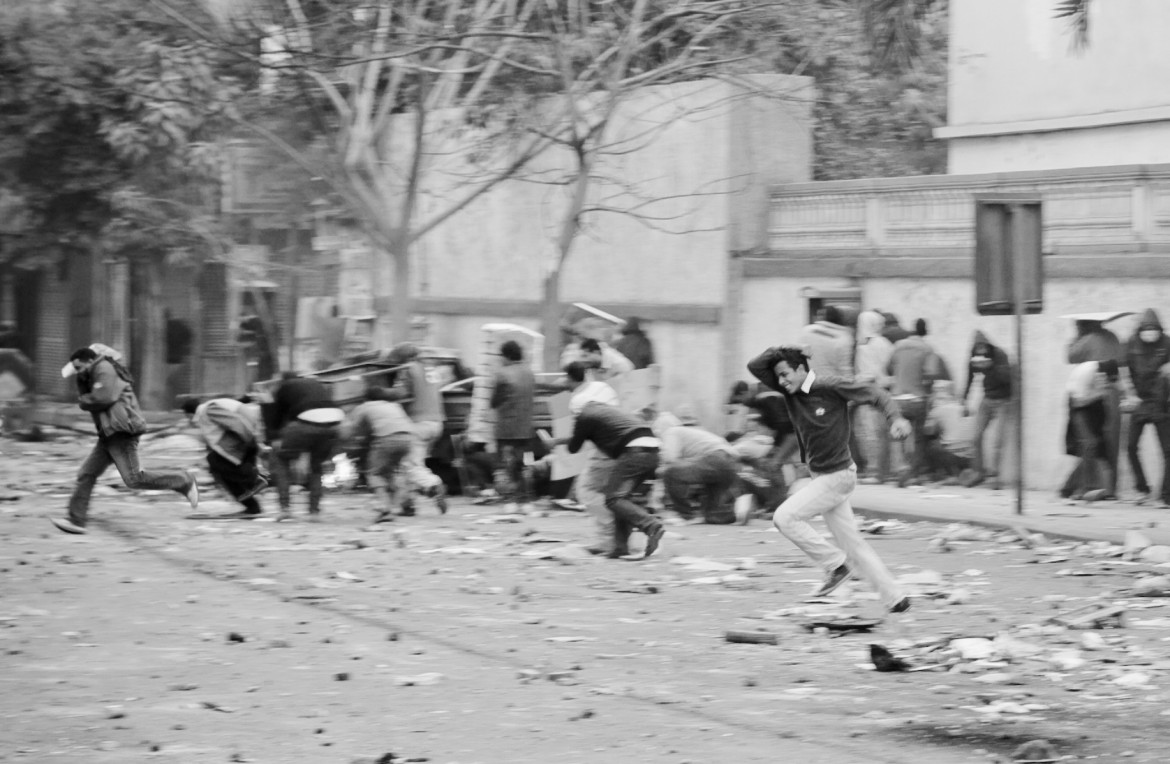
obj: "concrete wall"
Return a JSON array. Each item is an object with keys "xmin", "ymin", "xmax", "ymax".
[
  {"xmin": 943, "ymin": 0, "xmax": 1170, "ymax": 172},
  {"xmin": 371, "ymin": 75, "xmax": 814, "ymax": 430},
  {"xmin": 412, "ymin": 76, "xmax": 812, "ymax": 305},
  {"xmin": 949, "ymin": 120, "xmax": 1170, "ymax": 175}
]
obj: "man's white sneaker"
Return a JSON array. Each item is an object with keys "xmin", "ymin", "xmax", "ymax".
[
  {"xmin": 51, "ymin": 517, "xmax": 86, "ymax": 535},
  {"xmin": 734, "ymin": 494, "xmax": 755, "ymax": 525},
  {"xmin": 184, "ymin": 471, "xmax": 200, "ymax": 509}
]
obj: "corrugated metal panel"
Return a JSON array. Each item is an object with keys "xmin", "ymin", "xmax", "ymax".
[
  {"xmin": 37, "ymin": 274, "xmax": 70, "ymax": 398},
  {"xmin": 200, "ymin": 263, "xmax": 232, "ymax": 353}
]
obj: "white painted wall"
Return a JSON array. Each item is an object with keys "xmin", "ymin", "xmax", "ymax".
[
  {"xmin": 945, "ymin": 0, "xmax": 1170, "ymax": 172},
  {"xmin": 389, "ymin": 75, "xmax": 814, "ymax": 430}
]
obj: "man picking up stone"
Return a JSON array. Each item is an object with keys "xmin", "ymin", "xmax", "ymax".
[{"xmin": 555, "ymin": 401, "xmax": 666, "ymax": 559}]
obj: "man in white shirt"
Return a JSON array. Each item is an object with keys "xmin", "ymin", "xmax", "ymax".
[
  {"xmin": 1061, "ymin": 360, "xmax": 1118, "ymax": 502},
  {"xmin": 565, "ymin": 361, "xmax": 620, "ymax": 554}
]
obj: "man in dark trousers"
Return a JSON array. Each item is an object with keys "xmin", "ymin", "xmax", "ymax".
[
  {"xmin": 491, "ymin": 340, "xmax": 536, "ymax": 512},
  {"xmin": 1124, "ymin": 309, "xmax": 1170, "ymax": 503},
  {"xmin": 564, "ymin": 401, "xmax": 666, "ymax": 559},
  {"xmin": 748, "ymin": 344, "xmax": 912, "ymax": 613},
  {"xmin": 960, "ymin": 330, "xmax": 1013, "ymax": 489},
  {"xmin": 266, "ymin": 372, "xmax": 344, "ymax": 522},
  {"xmin": 52, "ymin": 346, "xmax": 198, "ymax": 534}
]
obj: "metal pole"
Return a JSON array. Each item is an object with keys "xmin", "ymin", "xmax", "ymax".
[{"xmin": 1011, "ymin": 205, "xmax": 1026, "ymax": 515}]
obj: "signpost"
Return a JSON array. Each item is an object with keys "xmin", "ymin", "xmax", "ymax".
[{"xmin": 974, "ymin": 194, "xmax": 1043, "ymax": 515}]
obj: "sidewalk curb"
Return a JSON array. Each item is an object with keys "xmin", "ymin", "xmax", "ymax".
[{"xmin": 852, "ymin": 504, "xmax": 1126, "ymax": 546}]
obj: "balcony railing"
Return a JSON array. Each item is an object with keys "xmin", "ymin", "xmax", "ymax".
[{"xmin": 766, "ymin": 164, "xmax": 1170, "ymax": 274}]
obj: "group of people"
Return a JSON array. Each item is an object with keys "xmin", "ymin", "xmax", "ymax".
[
  {"xmin": 51, "ymin": 306, "xmax": 1170, "ymax": 616},
  {"xmin": 1060, "ymin": 310, "xmax": 1170, "ymax": 506},
  {"xmin": 729, "ymin": 306, "xmax": 1016, "ymax": 496},
  {"xmin": 50, "ymin": 323, "xmax": 920, "ymax": 614}
]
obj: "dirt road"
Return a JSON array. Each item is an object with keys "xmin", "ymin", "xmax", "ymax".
[{"xmin": 2, "ymin": 433, "xmax": 1168, "ymax": 763}]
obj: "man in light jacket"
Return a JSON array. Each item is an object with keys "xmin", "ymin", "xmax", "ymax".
[{"xmin": 183, "ymin": 396, "xmax": 268, "ymax": 519}]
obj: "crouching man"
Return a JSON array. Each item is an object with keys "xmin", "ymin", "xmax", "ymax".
[
  {"xmin": 560, "ymin": 401, "xmax": 666, "ymax": 559},
  {"xmin": 183, "ymin": 396, "xmax": 269, "ymax": 519}
]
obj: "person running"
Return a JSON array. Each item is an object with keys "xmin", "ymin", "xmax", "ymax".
[
  {"xmin": 340, "ymin": 386, "xmax": 422, "ymax": 524},
  {"xmin": 183, "ymin": 396, "xmax": 269, "ymax": 519},
  {"xmin": 747, "ymin": 344, "xmax": 913, "ymax": 612},
  {"xmin": 52, "ymin": 346, "xmax": 198, "ymax": 534}
]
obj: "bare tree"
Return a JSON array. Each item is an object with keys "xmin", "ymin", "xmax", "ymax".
[
  {"xmin": 153, "ymin": 0, "xmax": 584, "ymax": 343},
  {"xmin": 476, "ymin": 0, "xmax": 783, "ymax": 366},
  {"xmin": 159, "ymin": 0, "xmax": 780, "ymax": 356}
]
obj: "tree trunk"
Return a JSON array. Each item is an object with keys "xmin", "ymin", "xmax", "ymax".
[
  {"xmin": 137, "ymin": 258, "xmax": 168, "ymax": 410},
  {"xmin": 390, "ymin": 247, "xmax": 411, "ymax": 347},
  {"xmin": 540, "ymin": 268, "xmax": 562, "ymax": 372},
  {"xmin": 286, "ymin": 227, "xmax": 298, "ymax": 370}
]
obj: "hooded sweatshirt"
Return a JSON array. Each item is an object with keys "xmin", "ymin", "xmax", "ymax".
[
  {"xmin": 798, "ymin": 309, "xmax": 854, "ymax": 378},
  {"xmin": 963, "ymin": 331, "xmax": 1012, "ymax": 402},
  {"xmin": 855, "ymin": 311, "xmax": 894, "ymax": 388},
  {"xmin": 613, "ymin": 318, "xmax": 655, "ymax": 370},
  {"xmin": 1125, "ymin": 308, "xmax": 1170, "ymax": 402}
]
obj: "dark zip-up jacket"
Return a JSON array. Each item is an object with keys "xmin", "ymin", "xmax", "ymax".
[
  {"xmin": 568, "ymin": 402, "xmax": 654, "ymax": 460},
  {"xmin": 268, "ymin": 377, "xmax": 334, "ymax": 435},
  {"xmin": 1126, "ymin": 309, "xmax": 1170, "ymax": 402},
  {"xmin": 963, "ymin": 330, "xmax": 1013, "ymax": 401},
  {"xmin": 748, "ymin": 348, "xmax": 900, "ymax": 474}
]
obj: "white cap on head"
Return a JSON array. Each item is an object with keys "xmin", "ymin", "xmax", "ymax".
[{"xmin": 61, "ymin": 342, "xmax": 125, "ymax": 378}]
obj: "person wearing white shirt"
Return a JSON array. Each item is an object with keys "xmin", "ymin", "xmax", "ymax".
[
  {"xmin": 1061, "ymin": 360, "xmax": 1119, "ymax": 501},
  {"xmin": 565, "ymin": 361, "xmax": 621, "ymax": 554}
]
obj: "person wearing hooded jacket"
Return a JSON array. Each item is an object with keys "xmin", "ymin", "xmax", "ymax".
[
  {"xmin": 855, "ymin": 310, "xmax": 895, "ymax": 483},
  {"xmin": 1123, "ymin": 309, "xmax": 1170, "ymax": 503},
  {"xmin": 613, "ymin": 316, "xmax": 655, "ymax": 370},
  {"xmin": 52, "ymin": 347, "xmax": 198, "ymax": 534},
  {"xmin": 798, "ymin": 305, "xmax": 854, "ymax": 378},
  {"xmin": 960, "ymin": 330, "xmax": 1013, "ymax": 488}
]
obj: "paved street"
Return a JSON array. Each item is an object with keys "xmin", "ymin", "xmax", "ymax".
[{"xmin": 3, "ymin": 430, "xmax": 1170, "ymax": 763}]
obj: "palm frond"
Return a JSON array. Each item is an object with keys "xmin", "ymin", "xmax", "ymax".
[{"xmin": 1054, "ymin": 0, "xmax": 1090, "ymax": 52}]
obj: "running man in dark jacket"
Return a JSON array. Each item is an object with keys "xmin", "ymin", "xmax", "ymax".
[
  {"xmin": 748, "ymin": 344, "xmax": 912, "ymax": 612},
  {"xmin": 565, "ymin": 402, "xmax": 666, "ymax": 559}
]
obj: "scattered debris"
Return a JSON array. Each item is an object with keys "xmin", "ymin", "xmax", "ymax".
[
  {"xmin": 870, "ymin": 644, "xmax": 911, "ymax": 672},
  {"xmin": 724, "ymin": 630, "xmax": 779, "ymax": 645},
  {"xmin": 394, "ymin": 672, "xmax": 444, "ymax": 686},
  {"xmin": 1048, "ymin": 603, "xmax": 1126, "ymax": 630},
  {"xmin": 1011, "ymin": 739, "xmax": 1058, "ymax": 763},
  {"xmin": 801, "ymin": 618, "xmax": 881, "ymax": 635}
]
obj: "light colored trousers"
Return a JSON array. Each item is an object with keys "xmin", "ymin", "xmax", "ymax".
[
  {"xmin": 577, "ymin": 447, "xmax": 615, "ymax": 549},
  {"xmin": 403, "ymin": 420, "xmax": 443, "ymax": 491},
  {"xmin": 772, "ymin": 463, "xmax": 903, "ymax": 608}
]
